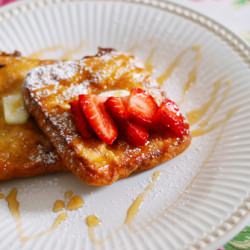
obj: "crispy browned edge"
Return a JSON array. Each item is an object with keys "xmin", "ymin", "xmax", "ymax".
[
  {"xmin": 24, "ymin": 85, "xmax": 191, "ymax": 186},
  {"xmin": 0, "ymin": 50, "xmax": 22, "ymax": 57},
  {"xmin": 0, "ymin": 157, "xmax": 66, "ymax": 181}
]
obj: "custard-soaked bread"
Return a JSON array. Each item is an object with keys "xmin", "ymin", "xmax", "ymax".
[
  {"xmin": 24, "ymin": 48, "xmax": 191, "ymax": 186},
  {"xmin": 0, "ymin": 52, "xmax": 65, "ymax": 181}
]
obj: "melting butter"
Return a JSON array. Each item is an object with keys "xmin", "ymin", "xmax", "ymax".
[
  {"xmin": 125, "ymin": 171, "xmax": 161, "ymax": 225},
  {"xmin": 53, "ymin": 200, "xmax": 65, "ymax": 213},
  {"xmin": 3, "ymin": 93, "xmax": 29, "ymax": 125},
  {"xmin": 66, "ymin": 195, "xmax": 84, "ymax": 211}
]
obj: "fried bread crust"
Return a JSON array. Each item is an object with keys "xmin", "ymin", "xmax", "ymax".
[
  {"xmin": 0, "ymin": 53, "xmax": 65, "ymax": 181},
  {"xmin": 24, "ymin": 49, "xmax": 191, "ymax": 186}
]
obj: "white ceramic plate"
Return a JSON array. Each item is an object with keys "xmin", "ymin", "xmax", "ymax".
[{"xmin": 0, "ymin": 1, "xmax": 250, "ymax": 250}]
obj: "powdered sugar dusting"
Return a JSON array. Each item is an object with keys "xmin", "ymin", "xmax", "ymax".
[
  {"xmin": 24, "ymin": 51, "xmax": 160, "ymax": 103},
  {"xmin": 61, "ymin": 82, "xmax": 89, "ymax": 101},
  {"xmin": 25, "ymin": 61, "xmax": 79, "ymax": 91},
  {"xmin": 23, "ymin": 49, "xmax": 170, "ymax": 175},
  {"xmin": 50, "ymin": 112, "xmax": 78, "ymax": 144},
  {"xmin": 23, "ymin": 50, "xmax": 170, "ymax": 155},
  {"xmin": 80, "ymin": 50, "xmax": 155, "ymax": 86},
  {"xmin": 29, "ymin": 144, "xmax": 59, "ymax": 165}
]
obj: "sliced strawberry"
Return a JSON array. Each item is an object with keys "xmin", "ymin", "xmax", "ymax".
[
  {"xmin": 128, "ymin": 88, "xmax": 158, "ymax": 127},
  {"xmin": 79, "ymin": 94, "xmax": 118, "ymax": 145},
  {"xmin": 70, "ymin": 99, "xmax": 92, "ymax": 139},
  {"xmin": 151, "ymin": 115, "xmax": 167, "ymax": 133},
  {"xmin": 156, "ymin": 98, "xmax": 188, "ymax": 137},
  {"xmin": 105, "ymin": 96, "xmax": 128, "ymax": 123},
  {"xmin": 125, "ymin": 122, "xmax": 149, "ymax": 147}
]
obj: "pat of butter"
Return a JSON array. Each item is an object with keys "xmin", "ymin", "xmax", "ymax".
[
  {"xmin": 3, "ymin": 93, "xmax": 29, "ymax": 124},
  {"xmin": 99, "ymin": 90, "xmax": 129, "ymax": 98}
]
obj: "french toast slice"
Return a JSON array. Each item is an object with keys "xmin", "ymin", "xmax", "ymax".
[
  {"xmin": 0, "ymin": 52, "xmax": 65, "ymax": 181},
  {"xmin": 24, "ymin": 48, "xmax": 191, "ymax": 186}
]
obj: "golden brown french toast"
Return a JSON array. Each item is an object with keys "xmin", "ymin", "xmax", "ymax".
[
  {"xmin": 0, "ymin": 52, "xmax": 65, "ymax": 181},
  {"xmin": 24, "ymin": 48, "xmax": 191, "ymax": 186}
]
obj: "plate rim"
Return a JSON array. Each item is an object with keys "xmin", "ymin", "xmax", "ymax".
[{"xmin": 0, "ymin": 0, "xmax": 250, "ymax": 249}]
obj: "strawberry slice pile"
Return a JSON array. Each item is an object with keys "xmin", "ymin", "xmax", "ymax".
[{"xmin": 70, "ymin": 88, "xmax": 189, "ymax": 146}]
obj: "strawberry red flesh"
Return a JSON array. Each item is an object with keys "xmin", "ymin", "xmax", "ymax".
[
  {"xmin": 128, "ymin": 88, "xmax": 158, "ymax": 127},
  {"xmin": 105, "ymin": 96, "xmax": 127, "ymax": 123},
  {"xmin": 79, "ymin": 94, "xmax": 118, "ymax": 145},
  {"xmin": 156, "ymin": 99, "xmax": 187, "ymax": 137},
  {"xmin": 125, "ymin": 122, "xmax": 149, "ymax": 147},
  {"xmin": 70, "ymin": 99, "xmax": 92, "ymax": 139}
]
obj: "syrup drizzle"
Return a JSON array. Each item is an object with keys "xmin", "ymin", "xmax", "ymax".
[
  {"xmin": 85, "ymin": 215, "xmax": 101, "ymax": 244},
  {"xmin": 82, "ymin": 45, "xmax": 237, "ymax": 245},
  {"xmin": 64, "ymin": 190, "xmax": 73, "ymax": 200},
  {"xmin": 86, "ymin": 215, "xmax": 101, "ymax": 227},
  {"xmin": 191, "ymin": 108, "xmax": 237, "ymax": 137},
  {"xmin": 21, "ymin": 213, "xmax": 68, "ymax": 242},
  {"xmin": 138, "ymin": 103, "xmax": 235, "ymax": 233},
  {"xmin": 143, "ymin": 45, "xmax": 234, "ymax": 137},
  {"xmin": 188, "ymin": 79, "xmax": 233, "ymax": 137},
  {"xmin": 3, "ymin": 188, "xmax": 83, "ymax": 243},
  {"xmin": 144, "ymin": 48, "xmax": 156, "ymax": 74},
  {"xmin": 198, "ymin": 80, "xmax": 231, "ymax": 128},
  {"xmin": 53, "ymin": 200, "xmax": 65, "ymax": 213},
  {"xmin": 5, "ymin": 188, "xmax": 23, "ymax": 240},
  {"xmin": 125, "ymin": 170, "xmax": 161, "ymax": 225},
  {"xmin": 156, "ymin": 45, "xmax": 201, "ymax": 86},
  {"xmin": 188, "ymin": 79, "xmax": 222, "ymax": 125},
  {"xmin": 85, "ymin": 171, "xmax": 162, "ymax": 245},
  {"xmin": 66, "ymin": 195, "xmax": 84, "ymax": 211},
  {"xmin": 2, "ymin": 44, "xmax": 238, "ymax": 246},
  {"xmin": 182, "ymin": 45, "xmax": 201, "ymax": 97}
]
